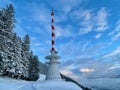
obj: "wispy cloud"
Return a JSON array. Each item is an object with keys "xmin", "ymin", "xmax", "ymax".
[
  {"xmin": 94, "ymin": 8, "xmax": 108, "ymax": 31},
  {"xmin": 55, "ymin": 25, "xmax": 74, "ymax": 38},
  {"xmin": 95, "ymin": 33, "xmax": 102, "ymax": 39},
  {"xmin": 60, "ymin": 64, "xmax": 79, "ymax": 79},
  {"xmin": 109, "ymin": 20, "xmax": 120, "ymax": 41},
  {"xmin": 109, "ymin": 20, "xmax": 120, "ymax": 36},
  {"xmin": 110, "ymin": 63, "xmax": 120, "ymax": 69},
  {"xmin": 103, "ymin": 46, "xmax": 120, "ymax": 58},
  {"xmin": 79, "ymin": 62, "xmax": 116, "ymax": 79},
  {"xmin": 112, "ymin": 32, "xmax": 120, "ymax": 41},
  {"xmin": 48, "ymin": 0, "xmax": 85, "ymax": 13},
  {"xmin": 71, "ymin": 9, "xmax": 93, "ymax": 34},
  {"xmin": 70, "ymin": 8, "xmax": 109, "ymax": 35}
]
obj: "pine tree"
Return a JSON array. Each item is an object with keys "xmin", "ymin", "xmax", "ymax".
[
  {"xmin": 0, "ymin": 4, "xmax": 18, "ymax": 78},
  {"xmin": 32, "ymin": 55, "xmax": 40, "ymax": 80},
  {"xmin": 23, "ymin": 34, "xmax": 30, "ymax": 51},
  {"xmin": 28, "ymin": 52, "xmax": 39, "ymax": 81},
  {"xmin": 21, "ymin": 34, "xmax": 31, "ymax": 79},
  {"xmin": 4, "ymin": 4, "xmax": 15, "ymax": 32}
]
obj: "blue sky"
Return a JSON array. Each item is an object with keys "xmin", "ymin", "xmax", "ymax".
[{"xmin": 1, "ymin": 0, "xmax": 120, "ymax": 79}]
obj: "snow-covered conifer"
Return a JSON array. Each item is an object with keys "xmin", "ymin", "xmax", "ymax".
[
  {"xmin": 28, "ymin": 53, "xmax": 39, "ymax": 81},
  {"xmin": 23, "ymin": 34, "xmax": 30, "ymax": 51},
  {"xmin": 4, "ymin": 4, "xmax": 15, "ymax": 32}
]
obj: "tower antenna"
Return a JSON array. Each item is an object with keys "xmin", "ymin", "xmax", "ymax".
[
  {"xmin": 45, "ymin": 10, "xmax": 61, "ymax": 80},
  {"xmin": 51, "ymin": 10, "xmax": 55, "ymax": 51}
]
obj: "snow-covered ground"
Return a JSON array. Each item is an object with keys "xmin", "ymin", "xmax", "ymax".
[
  {"xmin": 0, "ymin": 75, "xmax": 82, "ymax": 90},
  {"xmin": 80, "ymin": 78, "xmax": 120, "ymax": 90}
]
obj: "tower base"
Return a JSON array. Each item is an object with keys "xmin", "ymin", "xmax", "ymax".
[{"xmin": 46, "ymin": 61, "xmax": 61, "ymax": 80}]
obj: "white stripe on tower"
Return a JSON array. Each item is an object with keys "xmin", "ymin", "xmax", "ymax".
[{"xmin": 51, "ymin": 10, "xmax": 55, "ymax": 51}]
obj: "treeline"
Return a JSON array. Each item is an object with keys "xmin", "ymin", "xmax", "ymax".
[{"xmin": 0, "ymin": 4, "xmax": 39, "ymax": 81}]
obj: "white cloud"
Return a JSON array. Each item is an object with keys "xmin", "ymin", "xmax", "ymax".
[
  {"xmin": 81, "ymin": 42, "xmax": 90, "ymax": 52},
  {"xmin": 109, "ymin": 20, "xmax": 120, "ymax": 41},
  {"xmin": 60, "ymin": 69, "xmax": 79, "ymax": 79},
  {"xmin": 80, "ymin": 68, "xmax": 94, "ymax": 73},
  {"xmin": 95, "ymin": 33, "xmax": 102, "ymax": 39},
  {"xmin": 55, "ymin": 25, "xmax": 74, "ymax": 38},
  {"xmin": 60, "ymin": 65, "xmax": 79, "ymax": 79},
  {"xmin": 71, "ymin": 8, "xmax": 109, "ymax": 35},
  {"xmin": 78, "ymin": 10, "xmax": 93, "ymax": 34},
  {"xmin": 80, "ymin": 62, "xmax": 117, "ymax": 79},
  {"xmin": 79, "ymin": 26, "xmax": 92, "ymax": 35},
  {"xmin": 112, "ymin": 32, "xmax": 120, "ymax": 41},
  {"xmin": 109, "ymin": 20, "xmax": 120, "ymax": 36},
  {"xmin": 60, "ymin": 69, "xmax": 73, "ymax": 76},
  {"xmin": 103, "ymin": 46, "xmax": 120, "ymax": 58},
  {"xmin": 50, "ymin": 0, "xmax": 85, "ymax": 14},
  {"xmin": 110, "ymin": 64, "xmax": 120, "ymax": 69},
  {"xmin": 94, "ymin": 8, "xmax": 108, "ymax": 31}
]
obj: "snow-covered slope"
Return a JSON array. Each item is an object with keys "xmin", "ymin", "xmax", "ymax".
[
  {"xmin": 0, "ymin": 75, "xmax": 82, "ymax": 90},
  {"xmin": 18, "ymin": 80, "xmax": 82, "ymax": 90}
]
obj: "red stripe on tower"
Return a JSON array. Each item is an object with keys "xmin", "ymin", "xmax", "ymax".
[
  {"xmin": 51, "ymin": 25, "xmax": 55, "ymax": 30},
  {"xmin": 52, "ymin": 33, "xmax": 55, "ymax": 37},
  {"xmin": 52, "ymin": 40, "xmax": 54, "ymax": 45},
  {"xmin": 52, "ymin": 19, "xmax": 54, "ymax": 23}
]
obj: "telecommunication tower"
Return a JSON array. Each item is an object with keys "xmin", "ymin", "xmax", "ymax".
[{"xmin": 45, "ymin": 10, "xmax": 61, "ymax": 80}]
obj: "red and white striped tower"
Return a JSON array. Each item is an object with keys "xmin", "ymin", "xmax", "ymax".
[
  {"xmin": 51, "ymin": 10, "xmax": 55, "ymax": 51},
  {"xmin": 45, "ymin": 10, "xmax": 61, "ymax": 80}
]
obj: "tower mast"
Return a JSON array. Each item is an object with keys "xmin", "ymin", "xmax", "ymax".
[
  {"xmin": 45, "ymin": 10, "xmax": 61, "ymax": 80},
  {"xmin": 51, "ymin": 10, "xmax": 55, "ymax": 51}
]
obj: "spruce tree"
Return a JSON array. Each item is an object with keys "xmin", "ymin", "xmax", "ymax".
[
  {"xmin": 33, "ymin": 55, "xmax": 40, "ymax": 79},
  {"xmin": 23, "ymin": 34, "xmax": 30, "ymax": 51},
  {"xmin": 0, "ymin": 4, "xmax": 18, "ymax": 78},
  {"xmin": 28, "ymin": 52, "xmax": 39, "ymax": 81},
  {"xmin": 21, "ymin": 34, "xmax": 31, "ymax": 79},
  {"xmin": 4, "ymin": 4, "xmax": 15, "ymax": 32}
]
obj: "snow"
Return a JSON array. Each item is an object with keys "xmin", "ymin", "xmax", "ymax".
[
  {"xmin": 0, "ymin": 75, "xmax": 82, "ymax": 90},
  {"xmin": 80, "ymin": 78, "xmax": 120, "ymax": 90},
  {"xmin": 37, "ymin": 74, "xmax": 46, "ymax": 81}
]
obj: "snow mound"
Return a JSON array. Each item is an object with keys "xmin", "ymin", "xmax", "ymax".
[{"xmin": 0, "ymin": 76, "xmax": 82, "ymax": 90}]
